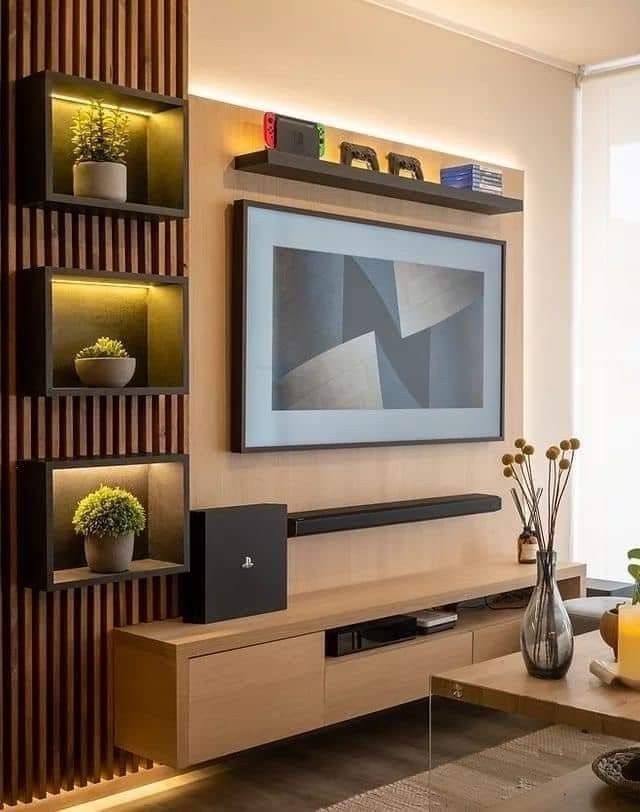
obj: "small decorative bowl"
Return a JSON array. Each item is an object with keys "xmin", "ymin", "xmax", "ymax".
[{"xmin": 593, "ymin": 748, "xmax": 640, "ymax": 798}]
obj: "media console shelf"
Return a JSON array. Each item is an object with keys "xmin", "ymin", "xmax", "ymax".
[
  {"xmin": 288, "ymin": 494, "xmax": 501, "ymax": 537},
  {"xmin": 234, "ymin": 149, "xmax": 523, "ymax": 216},
  {"xmin": 113, "ymin": 559, "xmax": 585, "ymax": 768}
]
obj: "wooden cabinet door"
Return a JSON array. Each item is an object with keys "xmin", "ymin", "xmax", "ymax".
[
  {"xmin": 188, "ymin": 632, "xmax": 325, "ymax": 764},
  {"xmin": 325, "ymin": 632, "xmax": 473, "ymax": 725}
]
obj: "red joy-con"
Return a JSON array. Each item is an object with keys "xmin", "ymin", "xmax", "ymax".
[{"xmin": 263, "ymin": 112, "xmax": 277, "ymax": 149}]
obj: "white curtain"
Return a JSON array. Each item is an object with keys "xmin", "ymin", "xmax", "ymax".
[{"xmin": 576, "ymin": 67, "xmax": 640, "ymax": 581}]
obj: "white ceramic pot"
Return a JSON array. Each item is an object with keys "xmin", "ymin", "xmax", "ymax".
[
  {"xmin": 73, "ymin": 161, "xmax": 127, "ymax": 201},
  {"xmin": 75, "ymin": 357, "xmax": 136, "ymax": 388},
  {"xmin": 84, "ymin": 532, "xmax": 134, "ymax": 573}
]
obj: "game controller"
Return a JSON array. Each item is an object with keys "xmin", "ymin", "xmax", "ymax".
[
  {"xmin": 388, "ymin": 152, "xmax": 424, "ymax": 180},
  {"xmin": 340, "ymin": 142, "xmax": 379, "ymax": 171}
]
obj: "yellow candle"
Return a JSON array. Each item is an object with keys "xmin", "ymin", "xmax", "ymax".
[{"xmin": 618, "ymin": 604, "xmax": 640, "ymax": 683}]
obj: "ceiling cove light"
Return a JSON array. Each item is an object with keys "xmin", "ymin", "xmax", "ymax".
[{"xmin": 188, "ymin": 83, "xmax": 520, "ymax": 170}]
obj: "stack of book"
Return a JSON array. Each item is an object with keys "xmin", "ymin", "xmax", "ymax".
[{"xmin": 440, "ymin": 164, "xmax": 503, "ymax": 195}]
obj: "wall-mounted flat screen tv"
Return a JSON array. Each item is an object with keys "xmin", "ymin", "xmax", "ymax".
[{"xmin": 232, "ymin": 200, "xmax": 504, "ymax": 452}]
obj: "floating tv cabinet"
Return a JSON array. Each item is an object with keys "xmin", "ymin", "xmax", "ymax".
[{"xmin": 113, "ymin": 559, "xmax": 585, "ymax": 768}]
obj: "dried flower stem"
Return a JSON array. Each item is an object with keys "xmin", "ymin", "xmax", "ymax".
[{"xmin": 501, "ymin": 438, "xmax": 580, "ymax": 555}]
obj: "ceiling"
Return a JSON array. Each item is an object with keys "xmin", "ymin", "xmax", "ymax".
[{"xmin": 364, "ymin": 0, "xmax": 640, "ymax": 70}]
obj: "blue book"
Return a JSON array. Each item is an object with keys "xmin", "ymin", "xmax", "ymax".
[
  {"xmin": 442, "ymin": 163, "xmax": 500, "ymax": 174},
  {"xmin": 441, "ymin": 179, "xmax": 503, "ymax": 195},
  {"xmin": 441, "ymin": 164, "xmax": 501, "ymax": 174},
  {"xmin": 441, "ymin": 169, "xmax": 502, "ymax": 182}
]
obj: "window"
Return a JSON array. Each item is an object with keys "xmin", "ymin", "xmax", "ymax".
[{"xmin": 576, "ymin": 67, "xmax": 640, "ymax": 581}]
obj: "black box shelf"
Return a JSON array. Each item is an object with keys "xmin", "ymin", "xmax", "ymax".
[
  {"xmin": 18, "ymin": 454, "xmax": 189, "ymax": 591},
  {"xmin": 16, "ymin": 71, "xmax": 188, "ymax": 220},
  {"xmin": 234, "ymin": 150, "xmax": 522, "ymax": 216},
  {"xmin": 19, "ymin": 267, "xmax": 188, "ymax": 396}
]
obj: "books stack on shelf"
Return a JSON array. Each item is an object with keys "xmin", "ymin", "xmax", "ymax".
[{"xmin": 440, "ymin": 164, "xmax": 503, "ymax": 196}]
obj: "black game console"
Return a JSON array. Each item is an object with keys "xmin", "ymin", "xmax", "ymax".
[
  {"xmin": 182, "ymin": 504, "xmax": 287, "ymax": 624},
  {"xmin": 326, "ymin": 615, "xmax": 417, "ymax": 657}
]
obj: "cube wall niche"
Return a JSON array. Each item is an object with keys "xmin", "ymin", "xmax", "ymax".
[
  {"xmin": 19, "ymin": 267, "xmax": 188, "ymax": 396},
  {"xmin": 18, "ymin": 454, "xmax": 189, "ymax": 591},
  {"xmin": 16, "ymin": 70, "xmax": 188, "ymax": 219}
]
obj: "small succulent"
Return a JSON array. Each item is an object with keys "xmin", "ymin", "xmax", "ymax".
[
  {"xmin": 76, "ymin": 337, "xmax": 129, "ymax": 359},
  {"xmin": 71, "ymin": 99, "xmax": 130, "ymax": 164},
  {"xmin": 628, "ymin": 549, "xmax": 640, "ymax": 605},
  {"xmin": 73, "ymin": 485, "xmax": 146, "ymax": 539}
]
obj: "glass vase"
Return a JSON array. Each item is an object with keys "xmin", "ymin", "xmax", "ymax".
[{"xmin": 521, "ymin": 551, "xmax": 574, "ymax": 679}]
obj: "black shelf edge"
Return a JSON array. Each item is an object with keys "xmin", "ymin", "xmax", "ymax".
[
  {"xmin": 287, "ymin": 494, "xmax": 502, "ymax": 537},
  {"xmin": 48, "ymin": 387, "xmax": 188, "ymax": 397},
  {"xmin": 51, "ymin": 560, "xmax": 188, "ymax": 591},
  {"xmin": 234, "ymin": 150, "xmax": 522, "ymax": 216},
  {"xmin": 41, "ymin": 70, "xmax": 187, "ymax": 109},
  {"xmin": 41, "ymin": 193, "xmax": 188, "ymax": 222},
  {"xmin": 17, "ymin": 451, "xmax": 188, "ymax": 467}
]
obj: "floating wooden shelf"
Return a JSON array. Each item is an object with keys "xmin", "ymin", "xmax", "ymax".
[
  {"xmin": 234, "ymin": 150, "xmax": 522, "ymax": 215},
  {"xmin": 287, "ymin": 494, "xmax": 501, "ymax": 538},
  {"xmin": 16, "ymin": 71, "xmax": 188, "ymax": 220},
  {"xmin": 18, "ymin": 454, "xmax": 189, "ymax": 591},
  {"xmin": 19, "ymin": 267, "xmax": 188, "ymax": 396}
]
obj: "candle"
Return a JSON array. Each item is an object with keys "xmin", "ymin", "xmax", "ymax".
[{"xmin": 618, "ymin": 604, "xmax": 640, "ymax": 684}]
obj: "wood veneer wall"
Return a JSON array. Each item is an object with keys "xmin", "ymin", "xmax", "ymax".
[
  {"xmin": 0, "ymin": 1, "xmax": 188, "ymax": 805},
  {"xmin": 190, "ymin": 98, "xmax": 524, "ymax": 597}
]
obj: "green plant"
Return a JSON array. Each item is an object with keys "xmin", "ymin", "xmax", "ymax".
[
  {"xmin": 76, "ymin": 337, "xmax": 129, "ymax": 359},
  {"xmin": 628, "ymin": 549, "xmax": 640, "ymax": 604},
  {"xmin": 71, "ymin": 99, "xmax": 130, "ymax": 164},
  {"xmin": 72, "ymin": 485, "xmax": 146, "ymax": 538}
]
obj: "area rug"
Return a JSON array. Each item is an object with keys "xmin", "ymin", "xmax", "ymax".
[{"xmin": 320, "ymin": 725, "xmax": 632, "ymax": 810}]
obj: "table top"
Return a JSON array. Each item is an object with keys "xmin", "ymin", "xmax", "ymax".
[{"xmin": 431, "ymin": 631, "xmax": 640, "ymax": 741}]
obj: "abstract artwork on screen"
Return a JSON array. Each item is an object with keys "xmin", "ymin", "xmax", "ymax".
[
  {"xmin": 272, "ymin": 248, "xmax": 484, "ymax": 412},
  {"xmin": 233, "ymin": 200, "xmax": 504, "ymax": 451}
]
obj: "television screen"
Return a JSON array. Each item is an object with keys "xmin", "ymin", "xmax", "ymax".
[{"xmin": 233, "ymin": 200, "xmax": 504, "ymax": 451}]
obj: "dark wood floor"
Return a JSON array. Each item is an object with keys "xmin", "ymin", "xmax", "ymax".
[{"xmin": 123, "ymin": 700, "xmax": 542, "ymax": 811}]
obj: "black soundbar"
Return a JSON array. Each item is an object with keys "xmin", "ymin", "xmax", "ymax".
[{"xmin": 287, "ymin": 494, "xmax": 501, "ymax": 538}]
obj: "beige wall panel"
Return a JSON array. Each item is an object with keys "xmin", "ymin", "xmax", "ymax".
[{"xmin": 189, "ymin": 97, "xmax": 524, "ymax": 594}]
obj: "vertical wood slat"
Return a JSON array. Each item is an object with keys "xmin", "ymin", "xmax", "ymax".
[{"xmin": 0, "ymin": 0, "xmax": 188, "ymax": 803}]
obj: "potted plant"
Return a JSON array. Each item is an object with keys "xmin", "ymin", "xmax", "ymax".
[
  {"xmin": 73, "ymin": 484, "xmax": 146, "ymax": 573},
  {"xmin": 71, "ymin": 99, "xmax": 129, "ymax": 201},
  {"xmin": 75, "ymin": 337, "xmax": 136, "ymax": 387},
  {"xmin": 600, "ymin": 549, "xmax": 640, "ymax": 658}
]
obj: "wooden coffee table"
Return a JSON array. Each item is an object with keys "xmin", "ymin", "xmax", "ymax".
[{"xmin": 431, "ymin": 631, "xmax": 640, "ymax": 809}]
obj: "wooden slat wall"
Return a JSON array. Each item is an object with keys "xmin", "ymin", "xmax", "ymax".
[{"xmin": 0, "ymin": 1, "xmax": 188, "ymax": 804}]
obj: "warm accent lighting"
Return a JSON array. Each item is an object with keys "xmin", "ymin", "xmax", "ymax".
[
  {"xmin": 60, "ymin": 764, "xmax": 225, "ymax": 811},
  {"xmin": 51, "ymin": 93, "xmax": 154, "ymax": 117},
  {"xmin": 188, "ymin": 83, "xmax": 520, "ymax": 169},
  {"xmin": 52, "ymin": 279, "xmax": 152, "ymax": 291}
]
